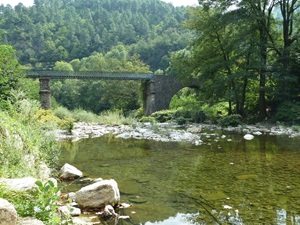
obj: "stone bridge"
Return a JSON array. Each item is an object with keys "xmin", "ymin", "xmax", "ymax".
[{"xmin": 25, "ymin": 70, "xmax": 199, "ymax": 115}]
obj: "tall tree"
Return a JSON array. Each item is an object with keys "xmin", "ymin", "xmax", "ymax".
[{"xmin": 0, "ymin": 45, "xmax": 22, "ymax": 109}]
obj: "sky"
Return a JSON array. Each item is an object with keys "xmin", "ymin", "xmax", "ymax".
[{"xmin": 0, "ymin": 0, "xmax": 199, "ymax": 8}]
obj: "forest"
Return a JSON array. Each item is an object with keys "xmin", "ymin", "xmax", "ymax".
[{"xmin": 0, "ymin": 0, "xmax": 300, "ymax": 124}]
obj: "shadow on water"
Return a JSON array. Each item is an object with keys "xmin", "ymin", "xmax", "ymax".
[{"xmin": 59, "ymin": 132, "xmax": 300, "ymax": 224}]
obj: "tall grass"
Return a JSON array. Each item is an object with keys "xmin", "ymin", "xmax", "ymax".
[
  {"xmin": 54, "ymin": 107, "xmax": 138, "ymax": 125},
  {"xmin": 98, "ymin": 110, "xmax": 137, "ymax": 125}
]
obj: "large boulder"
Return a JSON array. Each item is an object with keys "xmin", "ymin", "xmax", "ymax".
[
  {"xmin": 76, "ymin": 179, "xmax": 120, "ymax": 209},
  {"xmin": 0, "ymin": 177, "xmax": 37, "ymax": 192},
  {"xmin": 59, "ymin": 163, "xmax": 83, "ymax": 180},
  {"xmin": 0, "ymin": 198, "xmax": 17, "ymax": 225}
]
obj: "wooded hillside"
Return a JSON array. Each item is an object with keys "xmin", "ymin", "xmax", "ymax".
[{"xmin": 0, "ymin": 0, "xmax": 194, "ymax": 71}]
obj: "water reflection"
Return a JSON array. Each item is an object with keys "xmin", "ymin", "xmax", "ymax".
[
  {"xmin": 143, "ymin": 212, "xmax": 200, "ymax": 225},
  {"xmin": 59, "ymin": 132, "xmax": 300, "ymax": 224}
]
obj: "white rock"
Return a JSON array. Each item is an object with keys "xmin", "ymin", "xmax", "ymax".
[
  {"xmin": 244, "ymin": 134, "xmax": 254, "ymax": 140},
  {"xmin": 76, "ymin": 179, "xmax": 120, "ymax": 209},
  {"xmin": 103, "ymin": 205, "xmax": 117, "ymax": 216},
  {"xmin": 60, "ymin": 163, "xmax": 83, "ymax": 180},
  {"xmin": 253, "ymin": 131, "xmax": 262, "ymax": 135},
  {"xmin": 0, "ymin": 198, "xmax": 17, "ymax": 225},
  {"xmin": 59, "ymin": 205, "xmax": 81, "ymax": 217},
  {"xmin": 0, "ymin": 177, "xmax": 37, "ymax": 192},
  {"xmin": 17, "ymin": 217, "xmax": 45, "ymax": 225}
]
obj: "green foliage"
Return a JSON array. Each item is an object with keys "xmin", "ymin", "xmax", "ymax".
[
  {"xmin": 218, "ymin": 114, "xmax": 243, "ymax": 127},
  {"xmin": 0, "ymin": 185, "xmax": 36, "ymax": 218},
  {"xmin": 34, "ymin": 180, "xmax": 64, "ymax": 224},
  {"xmin": 54, "ymin": 106, "xmax": 73, "ymax": 119},
  {"xmin": 98, "ymin": 110, "xmax": 137, "ymax": 125},
  {"xmin": 0, "ymin": 180, "xmax": 67, "ymax": 225},
  {"xmin": 72, "ymin": 109, "xmax": 99, "ymax": 123},
  {"xmin": 35, "ymin": 109, "xmax": 61, "ymax": 129},
  {"xmin": 51, "ymin": 48, "xmax": 150, "ymax": 114},
  {"xmin": 0, "ymin": 93, "xmax": 60, "ymax": 178},
  {"xmin": 151, "ymin": 110, "xmax": 175, "ymax": 123},
  {"xmin": 0, "ymin": 0, "xmax": 192, "ymax": 70},
  {"xmin": 139, "ymin": 116, "xmax": 156, "ymax": 124},
  {"xmin": 275, "ymin": 102, "xmax": 300, "ymax": 125},
  {"xmin": 0, "ymin": 45, "xmax": 23, "ymax": 109},
  {"xmin": 173, "ymin": 110, "xmax": 207, "ymax": 124},
  {"xmin": 59, "ymin": 118, "xmax": 76, "ymax": 134}
]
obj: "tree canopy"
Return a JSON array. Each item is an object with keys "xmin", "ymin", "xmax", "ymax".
[
  {"xmin": 0, "ymin": 0, "xmax": 194, "ymax": 71},
  {"xmin": 169, "ymin": 0, "xmax": 300, "ymax": 119}
]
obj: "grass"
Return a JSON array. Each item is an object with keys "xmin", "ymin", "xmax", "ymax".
[
  {"xmin": 98, "ymin": 110, "xmax": 137, "ymax": 125},
  {"xmin": 54, "ymin": 106, "xmax": 138, "ymax": 125}
]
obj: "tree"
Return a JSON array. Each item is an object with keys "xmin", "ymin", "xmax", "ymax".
[{"xmin": 0, "ymin": 45, "xmax": 23, "ymax": 109}]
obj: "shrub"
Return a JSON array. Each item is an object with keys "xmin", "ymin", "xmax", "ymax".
[
  {"xmin": 275, "ymin": 101, "xmax": 300, "ymax": 125},
  {"xmin": 73, "ymin": 109, "xmax": 99, "ymax": 123},
  {"xmin": 35, "ymin": 109, "xmax": 61, "ymax": 130},
  {"xmin": 99, "ymin": 110, "xmax": 137, "ymax": 125},
  {"xmin": 140, "ymin": 116, "xmax": 156, "ymax": 123},
  {"xmin": 218, "ymin": 114, "xmax": 243, "ymax": 127},
  {"xmin": 173, "ymin": 110, "xmax": 206, "ymax": 124},
  {"xmin": 175, "ymin": 116, "xmax": 189, "ymax": 125},
  {"xmin": 0, "ymin": 180, "xmax": 68, "ymax": 225},
  {"xmin": 59, "ymin": 117, "xmax": 76, "ymax": 134},
  {"xmin": 53, "ymin": 106, "xmax": 73, "ymax": 119},
  {"xmin": 0, "ymin": 111, "xmax": 59, "ymax": 178},
  {"xmin": 151, "ymin": 110, "xmax": 175, "ymax": 123}
]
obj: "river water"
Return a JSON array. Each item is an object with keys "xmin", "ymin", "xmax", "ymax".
[{"xmin": 59, "ymin": 130, "xmax": 300, "ymax": 224}]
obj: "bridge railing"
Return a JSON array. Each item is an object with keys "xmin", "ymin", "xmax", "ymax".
[{"xmin": 24, "ymin": 70, "xmax": 154, "ymax": 80}]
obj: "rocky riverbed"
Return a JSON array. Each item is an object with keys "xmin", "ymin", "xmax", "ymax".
[{"xmin": 53, "ymin": 122, "xmax": 300, "ymax": 143}]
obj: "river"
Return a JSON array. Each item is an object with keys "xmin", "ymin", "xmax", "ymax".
[{"xmin": 59, "ymin": 129, "xmax": 300, "ymax": 224}]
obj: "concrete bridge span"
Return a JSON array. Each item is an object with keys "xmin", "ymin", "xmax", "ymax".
[{"xmin": 25, "ymin": 71, "xmax": 199, "ymax": 115}]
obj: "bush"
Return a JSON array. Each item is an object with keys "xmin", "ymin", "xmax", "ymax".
[
  {"xmin": 151, "ymin": 110, "xmax": 175, "ymax": 123},
  {"xmin": 175, "ymin": 116, "xmax": 189, "ymax": 125},
  {"xmin": 53, "ymin": 106, "xmax": 73, "ymax": 119},
  {"xmin": 140, "ymin": 116, "xmax": 156, "ymax": 123},
  {"xmin": 59, "ymin": 117, "xmax": 76, "ymax": 134},
  {"xmin": 0, "ymin": 110, "xmax": 59, "ymax": 178},
  {"xmin": 73, "ymin": 109, "xmax": 99, "ymax": 123},
  {"xmin": 173, "ymin": 110, "xmax": 206, "ymax": 124},
  {"xmin": 218, "ymin": 114, "xmax": 243, "ymax": 127},
  {"xmin": 99, "ymin": 110, "xmax": 137, "ymax": 125},
  {"xmin": 275, "ymin": 101, "xmax": 300, "ymax": 125}
]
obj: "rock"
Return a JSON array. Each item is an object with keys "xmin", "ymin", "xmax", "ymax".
[
  {"xmin": 103, "ymin": 205, "xmax": 117, "ymax": 217},
  {"xmin": 244, "ymin": 134, "xmax": 254, "ymax": 140},
  {"xmin": 38, "ymin": 163, "xmax": 51, "ymax": 180},
  {"xmin": 66, "ymin": 192, "xmax": 77, "ymax": 202},
  {"xmin": 17, "ymin": 217, "xmax": 44, "ymax": 225},
  {"xmin": 72, "ymin": 216, "xmax": 99, "ymax": 225},
  {"xmin": 187, "ymin": 126, "xmax": 202, "ymax": 133},
  {"xmin": 59, "ymin": 205, "xmax": 81, "ymax": 217},
  {"xmin": 59, "ymin": 163, "xmax": 83, "ymax": 180},
  {"xmin": 0, "ymin": 177, "xmax": 37, "ymax": 192},
  {"xmin": 76, "ymin": 179, "xmax": 120, "ymax": 209},
  {"xmin": 0, "ymin": 198, "xmax": 17, "ymax": 225},
  {"xmin": 253, "ymin": 131, "xmax": 262, "ymax": 135}
]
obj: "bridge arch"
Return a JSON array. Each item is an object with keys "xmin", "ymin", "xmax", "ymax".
[{"xmin": 143, "ymin": 76, "xmax": 199, "ymax": 115}]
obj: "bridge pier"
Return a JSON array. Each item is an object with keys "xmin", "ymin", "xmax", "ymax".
[
  {"xmin": 39, "ymin": 77, "xmax": 51, "ymax": 110},
  {"xmin": 143, "ymin": 80, "xmax": 156, "ymax": 115}
]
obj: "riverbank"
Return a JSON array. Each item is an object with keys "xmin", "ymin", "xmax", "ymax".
[{"xmin": 53, "ymin": 122, "xmax": 300, "ymax": 143}]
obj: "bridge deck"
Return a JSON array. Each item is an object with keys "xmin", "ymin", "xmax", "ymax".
[{"xmin": 25, "ymin": 70, "xmax": 154, "ymax": 80}]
